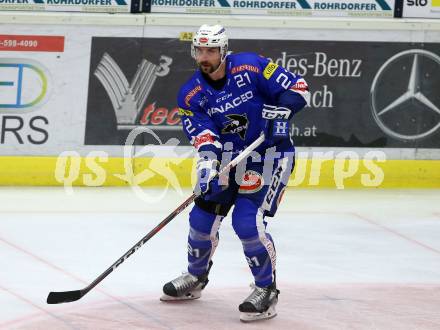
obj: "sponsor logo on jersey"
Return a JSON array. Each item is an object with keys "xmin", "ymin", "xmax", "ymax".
[
  {"xmin": 193, "ymin": 132, "xmax": 215, "ymax": 149},
  {"xmin": 239, "ymin": 170, "xmax": 264, "ymax": 194},
  {"xmin": 231, "ymin": 64, "xmax": 260, "ymax": 74},
  {"xmin": 263, "ymin": 62, "xmax": 278, "ymax": 80},
  {"xmin": 208, "ymin": 91, "xmax": 253, "ymax": 115},
  {"xmin": 290, "ymin": 80, "xmax": 309, "ymax": 93},
  {"xmin": 216, "ymin": 92, "xmax": 233, "ymax": 103},
  {"xmin": 185, "ymin": 85, "xmax": 202, "ymax": 107},
  {"xmin": 221, "ymin": 113, "xmax": 248, "ymax": 140},
  {"xmin": 178, "ymin": 107, "xmax": 194, "ymax": 116}
]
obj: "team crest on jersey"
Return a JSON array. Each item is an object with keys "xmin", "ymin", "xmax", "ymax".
[
  {"xmin": 199, "ymin": 95, "xmax": 208, "ymax": 108},
  {"xmin": 239, "ymin": 170, "xmax": 263, "ymax": 194},
  {"xmin": 221, "ymin": 114, "xmax": 248, "ymax": 140}
]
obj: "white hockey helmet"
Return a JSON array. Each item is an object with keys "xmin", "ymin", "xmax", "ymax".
[{"xmin": 191, "ymin": 24, "xmax": 228, "ymax": 62}]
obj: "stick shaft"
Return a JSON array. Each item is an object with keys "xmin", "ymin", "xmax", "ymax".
[{"xmin": 47, "ymin": 133, "xmax": 265, "ymax": 303}]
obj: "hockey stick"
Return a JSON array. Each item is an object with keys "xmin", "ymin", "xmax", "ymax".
[{"xmin": 47, "ymin": 133, "xmax": 265, "ymax": 304}]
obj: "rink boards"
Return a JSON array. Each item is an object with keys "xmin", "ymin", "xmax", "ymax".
[
  {"xmin": 1, "ymin": 156, "xmax": 439, "ymax": 188},
  {"xmin": 0, "ymin": 13, "xmax": 440, "ymax": 188}
]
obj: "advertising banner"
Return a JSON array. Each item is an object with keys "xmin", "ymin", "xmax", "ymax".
[
  {"xmin": 402, "ymin": 0, "xmax": 440, "ymax": 18},
  {"xmin": 0, "ymin": 34, "xmax": 65, "ymax": 149},
  {"xmin": 85, "ymin": 37, "xmax": 440, "ymax": 149},
  {"xmin": 150, "ymin": 0, "xmax": 394, "ymax": 17},
  {"xmin": 0, "ymin": 24, "xmax": 145, "ymax": 156},
  {"xmin": 0, "ymin": 0, "xmax": 137, "ymax": 13}
]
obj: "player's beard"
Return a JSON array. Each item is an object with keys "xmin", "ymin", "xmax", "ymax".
[{"xmin": 199, "ymin": 61, "xmax": 220, "ymax": 74}]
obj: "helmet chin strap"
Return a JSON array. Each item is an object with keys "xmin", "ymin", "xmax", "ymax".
[{"xmin": 209, "ymin": 54, "xmax": 227, "ymax": 77}]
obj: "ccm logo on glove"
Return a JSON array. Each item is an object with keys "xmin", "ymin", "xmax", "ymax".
[{"xmin": 262, "ymin": 104, "xmax": 291, "ymax": 120}]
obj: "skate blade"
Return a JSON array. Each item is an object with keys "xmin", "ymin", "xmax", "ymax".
[
  {"xmin": 240, "ymin": 306, "xmax": 277, "ymax": 322},
  {"xmin": 160, "ymin": 291, "xmax": 201, "ymax": 302}
]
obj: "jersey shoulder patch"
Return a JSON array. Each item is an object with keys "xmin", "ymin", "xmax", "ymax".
[
  {"xmin": 178, "ymin": 74, "xmax": 204, "ymax": 109},
  {"xmin": 228, "ymin": 52, "xmax": 264, "ymax": 75},
  {"xmin": 262, "ymin": 62, "xmax": 279, "ymax": 80}
]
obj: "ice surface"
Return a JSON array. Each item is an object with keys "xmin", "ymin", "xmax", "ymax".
[{"xmin": 0, "ymin": 187, "xmax": 439, "ymax": 329}]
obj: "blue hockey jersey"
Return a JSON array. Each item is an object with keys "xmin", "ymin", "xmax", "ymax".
[{"xmin": 177, "ymin": 52, "xmax": 310, "ymax": 155}]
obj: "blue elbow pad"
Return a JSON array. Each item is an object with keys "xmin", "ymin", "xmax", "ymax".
[{"xmin": 278, "ymin": 90, "xmax": 308, "ymax": 117}]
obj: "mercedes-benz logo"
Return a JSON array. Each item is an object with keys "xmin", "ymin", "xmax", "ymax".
[{"xmin": 370, "ymin": 49, "xmax": 440, "ymax": 140}]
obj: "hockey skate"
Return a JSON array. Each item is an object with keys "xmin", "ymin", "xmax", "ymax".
[
  {"xmin": 160, "ymin": 261, "xmax": 213, "ymax": 301},
  {"xmin": 238, "ymin": 282, "xmax": 279, "ymax": 322}
]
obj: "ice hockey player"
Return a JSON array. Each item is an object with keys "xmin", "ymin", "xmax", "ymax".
[{"xmin": 160, "ymin": 24, "xmax": 310, "ymax": 322}]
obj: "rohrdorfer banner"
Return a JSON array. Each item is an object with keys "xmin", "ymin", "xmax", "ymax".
[
  {"xmin": 150, "ymin": 0, "xmax": 394, "ymax": 17},
  {"xmin": 85, "ymin": 37, "xmax": 440, "ymax": 149},
  {"xmin": 0, "ymin": 0, "xmax": 137, "ymax": 13}
]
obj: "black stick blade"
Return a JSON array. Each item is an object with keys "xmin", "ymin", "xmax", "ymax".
[{"xmin": 47, "ymin": 290, "xmax": 83, "ymax": 304}]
